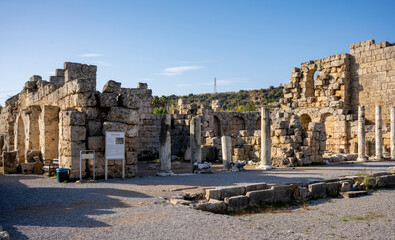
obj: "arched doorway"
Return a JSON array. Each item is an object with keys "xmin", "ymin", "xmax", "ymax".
[
  {"xmin": 16, "ymin": 115, "xmax": 26, "ymax": 163},
  {"xmin": 321, "ymin": 113, "xmax": 336, "ymax": 153},
  {"xmin": 213, "ymin": 116, "xmax": 222, "ymax": 137},
  {"xmin": 300, "ymin": 114, "xmax": 312, "ymax": 132},
  {"xmin": 229, "ymin": 116, "xmax": 246, "ymax": 136},
  {"xmin": 255, "ymin": 117, "xmax": 261, "ymax": 130}
]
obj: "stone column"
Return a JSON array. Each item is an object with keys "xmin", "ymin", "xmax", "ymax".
[
  {"xmin": 357, "ymin": 106, "xmax": 367, "ymax": 162},
  {"xmin": 221, "ymin": 136, "xmax": 232, "ymax": 171},
  {"xmin": 391, "ymin": 107, "xmax": 395, "ymax": 160},
  {"xmin": 375, "ymin": 106, "xmax": 383, "ymax": 161},
  {"xmin": 258, "ymin": 107, "xmax": 273, "ymax": 169},
  {"xmin": 157, "ymin": 114, "xmax": 173, "ymax": 176},
  {"xmin": 190, "ymin": 117, "xmax": 202, "ymax": 172}
]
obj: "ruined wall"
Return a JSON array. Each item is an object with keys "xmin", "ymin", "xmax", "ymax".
[
  {"xmin": 0, "ymin": 62, "xmax": 149, "ymax": 178},
  {"xmin": 350, "ymin": 40, "xmax": 395, "ymax": 123}
]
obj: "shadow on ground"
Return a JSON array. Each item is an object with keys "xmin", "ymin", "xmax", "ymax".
[{"xmin": 0, "ymin": 175, "xmax": 151, "ymax": 240}]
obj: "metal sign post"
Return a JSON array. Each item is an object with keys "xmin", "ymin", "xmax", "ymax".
[
  {"xmin": 105, "ymin": 131, "xmax": 125, "ymax": 180},
  {"xmin": 80, "ymin": 150, "xmax": 95, "ymax": 182}
]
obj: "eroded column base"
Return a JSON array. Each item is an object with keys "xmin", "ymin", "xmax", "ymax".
[{"xmin": 256, "ymin": 164, "xmax": 273, "ymax": 170}]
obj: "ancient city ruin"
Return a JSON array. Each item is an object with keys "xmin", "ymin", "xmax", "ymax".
[{"xmin": 0, "ymin": 39, "xmax": 394, "ymax": 179}]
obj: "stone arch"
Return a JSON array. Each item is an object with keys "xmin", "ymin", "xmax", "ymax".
[
  {"xmin": 321, "ymin": 113, "xmax": 336, "ymax": 153},
  {"xmin": 255, "ymin": 116, "xmax": 261, "ymax": 130},
  {"xmin": 16, "ymin": 115, "xmax": 26, "ymax": 163},
  {"xmin": 229, "ymin": 116, "xmax": 246, "ymax": 136},
  {"xmin": 300, "ymin": 114, "xmax": 312, "ymax": 132},
  {"xmin": 213, "ymin": 116, "xmax": 222, "ymax": 137},
  {"xmin": 40, "ymin": 106, "xmax": 60, "ymax": 161},
  {"xmin": 305, "ymin": 69, "xmax": 317, "ymax": 97}
]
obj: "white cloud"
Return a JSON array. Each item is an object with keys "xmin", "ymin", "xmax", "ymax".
[
  {"xmin": 79, "ymin": 53, "xmax": 102, "ymax": 57},
  {"xmin": 87, "ymin": 60, "xmax": 111, "ymax": 67},
  {"xmin": 159, "ymin": 65, "xmax": 205, "ymax": 76}
]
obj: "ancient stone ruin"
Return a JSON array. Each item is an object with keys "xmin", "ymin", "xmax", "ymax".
[{"xmin": 0, "ymin": 39, "xmax": 394, "ymax": 178}]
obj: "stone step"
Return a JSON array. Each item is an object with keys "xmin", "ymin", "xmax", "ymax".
[{"xmin": 340, "ymin": 191, "xmax": 368, "ymax": 198}]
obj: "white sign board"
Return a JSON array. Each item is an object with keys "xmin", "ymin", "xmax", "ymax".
[
  {"xmin": 105, "ymin": 131, "xmax": 125, "ymax": 160},
  {"xmin": 81, "ymin": 153, "xmax": 94, "ymax": 159}
]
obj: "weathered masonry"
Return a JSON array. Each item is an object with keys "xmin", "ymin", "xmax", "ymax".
[
  {"xmin": 0, "ymin": 39, "xmax": 394, "ymax": 178},
  {"xmin": 0, "ymin": 63, "xmax": 152, "ymax": 178}
]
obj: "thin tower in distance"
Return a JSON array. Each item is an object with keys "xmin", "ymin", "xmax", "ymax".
[{"xmin": 214, "ymin": 77, "xmax": 217, "ymax": 93}]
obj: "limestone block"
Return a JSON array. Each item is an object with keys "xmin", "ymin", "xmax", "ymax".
[
  {"xmin": 87, "ymin": 136, "xmax": 104, "ymax": 152},
  {"xmin": 126, "ymin": 151, "xmax": 137, "ymax": 165},
  {"xmin": 292, "ymin": 186, "xmax": 310, "ymax": 201},
  {"xmin": 118, "ymin": 92, "xmax": 142, "ymax": 109},
  {"xmin": 62, "ymin": 126, "xmax": 86, "ymax": 142},
  {"xmin": 25, "ymin": 150, "xmax": 41, "ymax": 163},
  {"xmin": 62, "ymin": 111, "xmax": 85, "ymax": 126},
  {"xmin": 246, "ymin": 189, "xmax": 274, "ymax": 206},
  {"xmin": 99, "ymin": 93, "xmax": 118, "ymax": 108},
  {"xmin": 20, "ymin": 162, "xmax": 37, "ymax": 174},
  {"xmin": 245, "ymin": 183, "xmax": 269, "ymax": 192},
  {"xmin": 71, "ymin": 93, "xmax": 97, "ymax": 107},
  {"xmin": 308, "ymin": 182, "xmax": 326, "ymax": 198},
  {"xmin": 225, "ymin": 195, "xmax": 248, "ymax": 211},
  {"xmin": 64, "ymin": 62, "xmax": 97, "ymax": 82},
  {"xmin": 205, "ymin": 189, "xmax": 222, "ymax": 200},
  {"xmin": 87, "ymin": 121, "xmax": 102, "ymax": 136},
  {"xmin": 195, "ymin": 200, "xmax": 227, "ymax": 213},
  {"xmin": 126, "ymin": 164, "xmax": 138, "ymax": 178},
  {"xmin": 376, "ymin": 175, "xmax": 395, "ymax": 187},
  {"xmin": 220, "ymin": 186, "xmax": 246, "ymax": 199},
  {"xmin": 59, "ymin": 141, "xmax": 86, "ymax": 157},
  {"xmin": 326, "ymin": 182, "xmax": 341, "ymax": 197},
  {"xmin": 102, "ymin": 80, "xmax": 121, "ymax": 94},
  {"xmin": 2, "ymin": 151, "xmax": 18, "ymax": 173},
  {"xmin": 126, "ymin": 125, "xmax": 139, "ymax": 138},
  {"xmin": 102, "ymin": 121, "xmax": 128, "ymax": 134},
  {"xmin": 68, "ymin": 79, "xmax": 96, "ymax": 94},
  {"xmin": 107, "ymin": 107, "xmax": 139, "ymax": 125},
  {"xmin": 340, "ymin": 181, "xmax": 351, "ymax": 192},
  {"xmin": 272, "ymin": 185, "xmax": 291, "ymax": 202}
]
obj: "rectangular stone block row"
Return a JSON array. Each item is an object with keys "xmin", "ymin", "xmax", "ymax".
[{"xmin": 205, "ymin": 183, "xmax": 269, "ymax": 200}]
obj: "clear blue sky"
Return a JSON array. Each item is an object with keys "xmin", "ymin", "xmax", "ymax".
[{"xmin": 0, "ymin": 0, "xmax": 394, "ymax": 105}]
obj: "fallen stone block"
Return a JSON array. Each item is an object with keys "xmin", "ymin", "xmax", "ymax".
[
  {"xmin": 340, "ymin": 181, "xmax": 351, "ymax": 192},
  {"xmin": 246, "ymin": 189, "xmax": 274, "ymax": 206},
  {"xmin": 195, "ymin": 200, "xmax": 227, "ymax": 213},
  {"xmin": 170, "ymin": 198, "xmax": 192, "ymax": 206},
  {"xmin": 220, "ymin": 186, "xmax": 246, "ymax": 199},
  {"xmin": 272, "ymin": 185, "xmax": 291, "ymax": 202},
  {"xmin": 225, "ymin": 195, "xmax": 248, "ymax": 211},
  {"xmin": 205, "ymin": 189, "xmax": 222, "ymax": 200},
  {"xmin": 20, "ymin": 162, "xmax": 37, "ymax": 174},
  {"xmin": 326, "ymin": 182, "xmax": 341, "ymax": 197},
  {"xmin": 376, "ymin": 175, "xmax": 395, "ymax": 187},
  {"xmin": 308, "ymin": 182, "xmax": 326, "ymax": 198},
  {"xmin": 245, "ymin": 183, "xmax": 269, "ymax": 192},
  {"xmin": 340, "ymin": 191, "xmax": 368, "ymax": 198},
  {"xmin": 292, "ymin": 186, "xmax": 310, "ymax": 202}
]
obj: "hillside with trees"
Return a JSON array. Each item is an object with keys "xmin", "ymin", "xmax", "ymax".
[{"xmin": 152, "ymin": 85, "xmax": 284, "ymax": 113}]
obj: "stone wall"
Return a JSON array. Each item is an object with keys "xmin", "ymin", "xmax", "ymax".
[{"xmin": 0, "ymin": 62, "xmax": 149, "ymax": 179}]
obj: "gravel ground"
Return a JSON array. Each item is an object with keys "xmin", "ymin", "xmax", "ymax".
[{"xmin": 0, "ymin": 161, "xmax": 394, "ymax": 240}]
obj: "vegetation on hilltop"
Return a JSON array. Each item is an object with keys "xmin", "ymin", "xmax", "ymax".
[{"xmin": 152, "ymin": 85, "xmax": 283, "ymax": 113}]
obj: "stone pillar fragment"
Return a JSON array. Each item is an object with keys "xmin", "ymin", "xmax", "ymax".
[
  {"xmin": 157, "ymin": 114, "xmax": 173, "ymax": 176},
  {"xmin": 391, "ymin": 107, "xmax": 395, "ymax": 160},
  {"xmin": 375, "ymin": 106, "xmax": 383, "ymax": 161},
  {"xmin": 258, "ymin": 107, "xmax": 273, "ymax": 169},
  {"xmin": 190, "ymin": 117, "xmax": 202, "ymax": 172},
  {"xmin": 221, "ymin": 136, "xmax": 232, "ymax": 171},
  {"xmin": 357, "ymin": 106, "xmax": 367, "ymax": 162}
]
